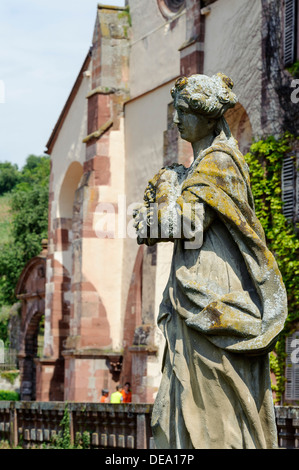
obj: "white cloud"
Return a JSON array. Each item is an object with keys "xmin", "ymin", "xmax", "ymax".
[{"xmin": 0, "ymin": 0, "xmax": 126, "ymax": 168}]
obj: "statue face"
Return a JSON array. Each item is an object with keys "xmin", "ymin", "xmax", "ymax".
[{"xmin": 173, "ymin": 97, "xmax": 214, "ymax": 143}]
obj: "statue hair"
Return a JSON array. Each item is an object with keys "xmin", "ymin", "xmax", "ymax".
[{"xmin": 171, "ymin": 72, "xmax": 238, "ymax": 145}]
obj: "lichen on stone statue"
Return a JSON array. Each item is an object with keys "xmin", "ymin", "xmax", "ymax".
[{"xmin": 133, "ymin": 73, "xmax": 287, "ymax": 449}]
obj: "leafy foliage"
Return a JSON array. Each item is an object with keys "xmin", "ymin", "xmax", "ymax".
[
  {"xmin": 0, "ymin": 306, "xmax": 11, "ymax": 346},
  {"xmin": 51, "ymin": 406, "xmax": 91, "ymax": 449},
  {"xmin": 17, "ymin": 154, "xmax": 50, "ymax": 190},
  {"xmin": 0, "ymin": 155, "xmax": 50, "ymax": 309},
  {"xmin": 10, "ymin": 186, "xmax": 49, "ymax": 257},
  {"xmin": 245, "ymin": 132, "xmax": 299, "ymax": 402},
  {"xmin": 0, "ymin": 194, "xmax": 12, "ymax": 245},
  {"xmin": 0, "ymin": 371, "xmax": 19, "ymax": 385},
  {"xmin": 287, "ymin": 60, "xmax": 299, "ymax": 78},
  {"xmin": 0, "ymin": 390, "xmax": 20, "ymax": 401},
  {"xmin": 0, "ymin": 163, "xmax": 21, "ymax": 195},
  {"xmin": 52, "ymin": 406, "xmax": 72, "ymax": 449}
]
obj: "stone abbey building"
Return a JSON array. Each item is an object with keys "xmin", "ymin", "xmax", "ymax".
[{"xmin": 16, "ymin": 0, "xmax": 299, "ymax": 403}]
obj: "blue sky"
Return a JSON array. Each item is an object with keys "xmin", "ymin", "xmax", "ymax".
[{"xmin": 0, "ymin": 0, "xmax": 125, "ymax": 168}]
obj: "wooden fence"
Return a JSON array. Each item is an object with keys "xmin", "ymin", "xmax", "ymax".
[{"xmin": 0, "ymin": 402, "xmax": 298, "ymax": 449}]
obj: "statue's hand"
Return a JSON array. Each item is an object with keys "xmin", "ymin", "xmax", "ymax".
[
  {"xmin": 135, "ymin": 165, "xmax": 186, "ymax": 245},
  {"xmin": 148, "ymin": 167, "xmax": 183, "ymax": 206},
  {"xmin": 132, "ymin": 203, "xmax": 153, "ymax": 244},
  {"xmin": 142, "ymin": 167, "xmax": 172, "ymax": 207},
  {"xmin": 143, "ymin": 182, "xmax": 156, "ymax": 207},
  {"xmin": 147, "ymin": 167, "xmax": 168, "ymax": 189}
]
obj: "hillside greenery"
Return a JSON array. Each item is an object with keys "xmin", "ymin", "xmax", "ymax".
[
  {"xmin": 0, "ymin": 155, "xmax": 50, "ymax": 344},
  {"xmin": 0, "ymin": 193, "xmax": 12, "ymax": 246}
]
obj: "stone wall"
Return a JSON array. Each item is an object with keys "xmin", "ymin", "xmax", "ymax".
[
  {"xmin": 128, "ymin": 0, "xmax": 186, "ymax": 97},
  {"xmin": 43, "ymin": 5, "xmax": 131, "ymax": 402},
  {"xmin": 203, "ymin": 0, "xmax": 263, "ymax": 137},
  {"xmin": 261, "ymin": 0, "xmax": 299, "ymax": 136},
  {"xmin": 0, "ymin": 373, "xmax": 20, "ymax": 394}
]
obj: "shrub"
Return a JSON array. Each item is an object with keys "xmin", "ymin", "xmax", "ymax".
[{"xmin": 0, "ymin": 390, "xmax": 19, "ymax": 401}]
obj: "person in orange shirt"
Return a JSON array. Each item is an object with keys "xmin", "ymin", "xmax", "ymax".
[
  {"xmin": 100, "ymin": 389, "xmax": 109, "ymax": 403},
  {"xmin": 121, "ymin": 382, "xmax": 132, "ymax": 403}
]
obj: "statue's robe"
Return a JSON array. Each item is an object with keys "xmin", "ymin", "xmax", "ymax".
[{"xmin": 151, "ymin": 136, "xmax": 287, "ymax": 449}]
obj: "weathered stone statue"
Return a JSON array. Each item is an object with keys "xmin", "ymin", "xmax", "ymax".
[{"xmin": 133, "ymin": 73, "xmax": 287, "ymax": 449}]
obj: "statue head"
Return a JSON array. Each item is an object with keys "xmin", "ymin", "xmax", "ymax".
[
  {"xmin": 171, "ymin": 73, "xmax": 238, "ymax": 145},
  {"xmin": 171, "ymin": 73, "xmax": 238, "ymax": 119}
]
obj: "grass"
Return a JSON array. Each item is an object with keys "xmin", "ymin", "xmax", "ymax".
[{"xmin": 0, "ymin": 193, "xmax": 12, "ymax": 246}]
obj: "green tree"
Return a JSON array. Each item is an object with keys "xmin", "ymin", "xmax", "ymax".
[
  {"xmin": 18, "ymin": 154, "xmax": 50, "ymax": 189},
  {"xmin": 0, "ymin": 306, "xmax": 10, "ymax": 345},
  {"xmin": 0, "ymin": 155, "xmax": 50, "ymax": 307},
  {"xmin": 0, "ymin": 162, "xmax": 21, "ymax": 195},
  {"xmin": 11, "ymin": 186, "xmax": 49, "ymax": 257}
]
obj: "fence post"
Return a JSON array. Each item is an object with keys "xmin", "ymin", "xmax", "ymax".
[
  {"xmin": 9, "ymin": 402, "xmax": 18, "ymax": 448},
  {"xmin": 136, "ymin": 413, "xmax": 147, "ymax": 449},
  {"xmin": 69, "ymin": 406, "xmax": 74, "ymax": 447}
]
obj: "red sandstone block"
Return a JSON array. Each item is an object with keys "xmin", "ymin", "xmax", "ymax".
[
  {"xmin": 53, "ymin": 218, "xmax": 73, "ymax": 230},
  {"xmin": 87, "ymin": 94, "xmax": 111, "ymax": 135},
  {"xmin": 91, "ymin": 318, "xmax": 104, "ymax": 328},
  {"xmin": 85, "ymin": 141, "xmax": 97, "ymax": 161},
  {"xmin": 54, "ymin": 242, "xmax": 70, "ymax": 252},
  {"xmin": 84, "ymin": 155, "xmax": 111, "ymax": 186},
  {"xmin": 50, "ymin": 298, "xmax": 64, "ymax": 311},
  {"xmin": 52, "ymin": 274, "xmax": 70, "ymax": 283},
  {"xmin": 73, "ymin": 390, "xmax": 90, "ymax": 402},
  {"xmin": 92, "ymin": 154, "xmax": 110, "ymax": 171},
  {"xmin": 81, "ymin": 290, "xmax": 98, "ymax": 302},
  {"xmin": 180, "ymin": 50, "xmax": 204, "ymax": 76},
  {"xmin": 82, "ymin": 229, "xmax": 98, "ymax": 238},
  {"xmin": 80, "ymin": 335, "xmax": 111, "ymax": 349},
  {"xmin": 81, "ymin": 304, "xmax": 99, "ymax": 318},
  {"xmin": 94, "ymin": 369, "xmax": 107, "ymax": 378},
  {"xmin": 96, "ymin": 136, "xmax": 110, "ymax": 157},
  {"xmin": 71, "ymin": 281, "xmax": 96, "ymax": 292},
  {"xmin": 51, "ymin": 258, "xmax": 64, "ymax": 268},
  {"xmin": 81, "ymin": 317, "xmax": 93, "ymax": 329}
]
